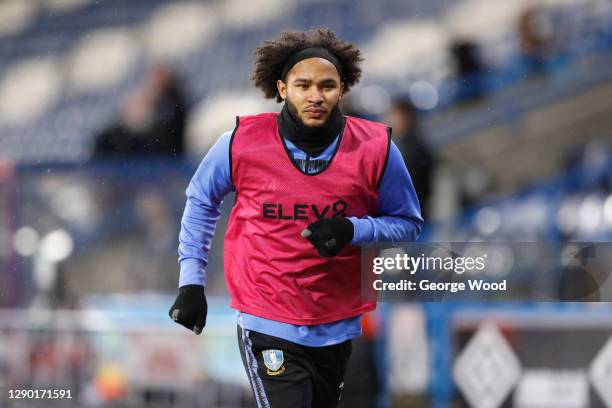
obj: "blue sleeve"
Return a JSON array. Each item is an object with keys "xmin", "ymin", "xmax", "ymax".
[
  {"xmin": 348, "ymin": 141, "xmax": 424, "ymax": 244},
  {"xmin": 177, "ymin": 131, "xmax": 235, "ymax": 287}
]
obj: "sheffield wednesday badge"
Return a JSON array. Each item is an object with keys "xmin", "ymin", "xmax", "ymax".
[{"xmin": 262, "ymin": 349, "xmax": 285, "ymax": 375}]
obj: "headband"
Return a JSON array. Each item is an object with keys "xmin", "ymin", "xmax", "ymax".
[{"xmin": 280, "ymin": 47, "xmax": 343, "ymax": 80}]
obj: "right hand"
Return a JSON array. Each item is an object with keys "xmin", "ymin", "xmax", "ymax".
[{"xmin": 168, "ymin": 285, "xmax": 207, "ymax": 335}]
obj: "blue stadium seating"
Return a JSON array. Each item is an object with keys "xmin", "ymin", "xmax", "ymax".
[{"xmin": 0, "ymin": 0, "xmax": 610, "ymax": 163}]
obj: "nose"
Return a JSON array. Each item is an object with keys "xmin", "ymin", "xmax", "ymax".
[{"xmin": 307, "ymin": 88, "xmax": 324, "ymax": 104}]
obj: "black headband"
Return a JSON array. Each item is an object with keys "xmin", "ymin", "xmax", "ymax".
[{"xmin": 280, "ymin": 47, "xmax": 343, "ymax": 81}]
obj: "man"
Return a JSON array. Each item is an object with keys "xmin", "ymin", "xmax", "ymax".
[
  {"xmin": 93, "ymin": 64, "xmax": 187, "ymax": 156},
  {"xmin": 384, "ymin": 99, "xmax": 435, "ymax": 220},
  {"xmin": 169, "ymin": 29, "xmax": 423, "ymax": 408}
]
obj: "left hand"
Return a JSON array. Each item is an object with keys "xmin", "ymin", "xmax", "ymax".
[{"xmin": 301, "ymin": 217, "xmax": 354, "ymax": 257}]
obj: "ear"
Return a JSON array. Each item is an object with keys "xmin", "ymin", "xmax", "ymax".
[
  {"xmin": 339, "ymin": 82, "xmax": 345, "ymax": 99},
  {"xmin": 277, "ymin": 79, "xmax": 287, "ymax": 100}
]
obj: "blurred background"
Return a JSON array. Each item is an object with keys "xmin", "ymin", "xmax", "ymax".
[{"xmin": 0, "ymin": 0, "xmax": 612, "ymax": 406}]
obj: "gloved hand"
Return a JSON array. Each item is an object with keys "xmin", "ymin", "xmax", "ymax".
[
  {"xmin": 168, "ymin": 284, "xmax": 207, "ymax": 335},
  {"xmin": 301, "ymin": 217, "xmax": 354, "ymax": 257}
]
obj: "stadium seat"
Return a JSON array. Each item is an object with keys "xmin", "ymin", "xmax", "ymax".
[
  {"xmin": 68, "ymin": 27, "xmax": 140, "ymax": 92},
  {"xmin": 145, "ymin": 2, "xmax": 218, "ymax": 62},
  {"xmin": 0, "ymin": 56, "xmax": 62, "ymax": 126},
  {"xmin": 0, "ymin": 0, "xmax": 38, "ymax": 37}
]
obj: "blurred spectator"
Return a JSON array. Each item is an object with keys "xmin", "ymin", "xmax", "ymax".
[
  {"xmin": 340, "ymin": 312, "xmax": 382, "ymax": 408},
  {"xmin": 93, "ymin": 64, "xmax": 187, "ymax": 156},
  {"xmin": 518, "ymin": 7, "xmax": 555, "ymax": 76},
  {"xmin": 450, "ymin": 39, "xmax": 485, "ymax": 103},
  {"xmin": 384, "ymin": 99, "xmax": 436, "ymax": 220},
  {"xmin": 49, "ymin": 263, "xmax": 79, "ymax": 309}
]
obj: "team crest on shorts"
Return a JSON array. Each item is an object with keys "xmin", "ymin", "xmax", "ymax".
[{"xmin": 262, "ymin": 349, "xmax": 285, "ymax": 375}]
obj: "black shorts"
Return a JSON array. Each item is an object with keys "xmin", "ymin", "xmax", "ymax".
[{"xmin": 237, "ymin": 326, "xmax": 353, "ymax": 408}]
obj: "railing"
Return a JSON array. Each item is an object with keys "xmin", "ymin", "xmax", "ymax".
[{"xmin": 0, "ymin": 298, "xmax": 251, "ymax": 408}]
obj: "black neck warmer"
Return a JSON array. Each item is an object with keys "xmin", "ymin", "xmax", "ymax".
[{"xmin": 277, "ymin": 102, "xmax": 345, "ymax": 157}]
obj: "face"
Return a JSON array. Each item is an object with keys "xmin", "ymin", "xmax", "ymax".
[
  {"xmin": 277, "ymin": 57, "xmax": 344, "ymax": 127},
  {"xmin": 384, "ymin": 106, "xmax": 412, "ymax": 140}
]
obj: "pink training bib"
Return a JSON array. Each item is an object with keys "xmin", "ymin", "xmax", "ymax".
[{"xmin": 224, "ymin": 112, "xmax": 389, "ymax": 325}]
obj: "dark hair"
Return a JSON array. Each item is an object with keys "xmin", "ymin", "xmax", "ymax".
[
  {"xmin": 252, "ymin": 28, "xmax": 363, "ymax": 103},
  {"xmin": 392, "ymin": 98, "xmax": 417, "ymax": 117}
]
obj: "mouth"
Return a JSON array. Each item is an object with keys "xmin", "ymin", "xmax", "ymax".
[{"xmin": 303, "ymin": 107, "xmax": 327, "ymax": 119}]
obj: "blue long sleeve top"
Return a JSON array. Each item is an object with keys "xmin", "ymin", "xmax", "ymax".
[{"xmin": 178, "ymin": 129, "xmax": 423, "ymax": 346}]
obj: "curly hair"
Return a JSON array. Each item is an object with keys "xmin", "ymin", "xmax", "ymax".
[{"xmin": 252, "ymin": 28, "xmax": 363, "ymax": 103}]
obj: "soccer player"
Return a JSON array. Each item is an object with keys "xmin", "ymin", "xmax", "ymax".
[{"xmin": 169, "ymin": 28, "xmax": 423, "ymax": 408}]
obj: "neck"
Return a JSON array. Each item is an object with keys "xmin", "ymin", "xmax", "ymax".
[{"xmin": 277, "ymin": 103, "xmax": 345, "ymax": 156}]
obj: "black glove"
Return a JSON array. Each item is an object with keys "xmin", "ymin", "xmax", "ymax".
[
  {"xmin": 301, "ymin": 217, "xmax": 354, "ymax": 257},
  {"xmin": 168, "ymin": 285, "xmax": 207, "ymax": 335}
]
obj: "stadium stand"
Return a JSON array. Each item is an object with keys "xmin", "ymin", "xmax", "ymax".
[
  {"xmin": 1, "ymin": 1, "xmax": 612, "ymax": 407},
  {"xmin": 0, "ymin": 0, "xmax": 609, "ymax": 163}
]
